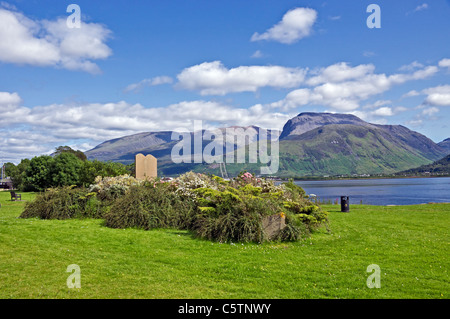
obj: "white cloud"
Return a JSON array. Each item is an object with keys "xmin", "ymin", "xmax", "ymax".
[
  {"xmin": 394, "ymin": 106, "xmax": 408, "ymax": 113},
  {"xmin": 414, "ymin": 3, "xmax": 428, "ymax": 12},
  {"xmin": 124, "ymin": 76, "xmax": 173, "ymax": 93},
  {"xmin": 372, "ymin": 107, "xmax": 394, "ymax": 117},
  {"xmin": 407, "ymin": 3, "xmax": 429, "ymax": 15},
  {"xmin": 422, "ymin": 85, "xmax": 450, "ymax": 106},
  {"xmin": 271, "ymin": 63, "xmax": 439, "ymax": 112},
  {"xmin": 176, "ymin": 61, "xmax": 306, "ymax": 95},
  {"xmin": 363, "ymin": 100, "xmax": 392, "ymax": 110},
  {"xmin": 0, "ymin": 8, "xmax": 112, "ymax": 73},
  {"xmin": 405, "ymin": 119, "xmax": 423, "ymax": 128},
  {"xmin": 438, "ymin": 58, "xmax": 450, "ymax": 69},
  {"xmin": 251, "ymin": 50, "xmax": 263, "ymax": 58},
  {"xmin": 0, "ymin": 91, "xmax": 22, "ymax": 110},
  {"xmin": 402, "ymin": 90, "xmax": 421, "ymax": 98},
  {"xmin": 422, "ymin": 107, "xmax": 439, "ymax": 116},
  {"xmin": 251, "ymin": 8, "xmax": 317, "ymax": 44},
  {"xmin": 399, "ymin": 61, "xmax": 424, "ymax": 71},
  {"xmin": 306, "ymin": 62, "xmax": 375, "ymax": 86},
  {"xmin": 0, "ymin": 93, "xmax": 293, "ymax": 163}
]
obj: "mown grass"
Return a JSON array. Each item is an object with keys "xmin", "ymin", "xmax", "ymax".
[{"xmin": 0, "ymin": 191, "xmax": 448, "ymax": 299}]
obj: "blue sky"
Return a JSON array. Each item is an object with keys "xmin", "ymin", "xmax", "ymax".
[{"xmin": 1, "ymin": 0, "xmax": 450, "ymax": 163}]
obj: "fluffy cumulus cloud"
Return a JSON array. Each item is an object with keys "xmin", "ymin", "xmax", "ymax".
[
  {"xmin": 0, "ymin": 93, "xmax": 292, "ymax": 163},
  {"xmin": 371, "ymin": 106, "xmax": 394, "ymax": 117},
  {"xmin": 0, "ymin": 91, "xmax": 22, "ymax": 109},
  {"xmin": 422, "ymin": 85, "xmax": 450, "ymax": 106},
  {"xmin": 438, "ymin": 58, "xmax": 450, "ymax": 69},
  {"xmin": 270, "ymin": 62, "xmax": 439, "ymax": 112},
  {"xmin": 306, "ymin": 62, "xmax": 376, "ymax": 86},
  {"xmin": 0, "ymin": 7, "xmax": 112, "ymax": 73},
  {"xmin": 173, "ymin": 59, "xmax": 439, "ymax": 113},
  {"xmin": 177, "ymin": 61, "xmax": 306, "ymax": 95},
  {"xmin": 251, "ymin": 7, "xmax": 317, "ymax": 44}
]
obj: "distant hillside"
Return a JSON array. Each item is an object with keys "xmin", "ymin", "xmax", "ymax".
[
  {"xmin": 438, "ymin": 138, "xmax": 450, "ymax": 154},
  {"xmin": 395, "ymin": 154, "xmax": 450, "ymax": 176},
  {"xmin": 85, "ymin": 126, "xmax": 279, "ymax": 175},
  {"xmin": 279, "ymin": 112, "xmax": 371, "ymax": 139},
  {"xmin": 85, "ymin": 112, "xmax": 448, "ymax": 177},
  {"xmin": 276, "ymin": 123, "xmax": 443, "ymax": 176},
  {"xmin": 86, "ymin": 131, "xmax": 174, "ymax": 163}
]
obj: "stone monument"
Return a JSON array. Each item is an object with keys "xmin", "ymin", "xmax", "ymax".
[
  {"xmin": 262, "ymin": 213, "xmax": 286, "ymax": 240},
  {"xmin": 135, "ymin": 154, "xmax": 157, "ymax": 180}
]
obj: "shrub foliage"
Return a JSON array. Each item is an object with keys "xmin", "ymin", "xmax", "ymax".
[
  {"xmin": 20, "ymin": 172, "xmax": 329, "ymax": 242},
  {"xmin": 20, "ymin": 186, "xmax": 101, "ymax": 219}
]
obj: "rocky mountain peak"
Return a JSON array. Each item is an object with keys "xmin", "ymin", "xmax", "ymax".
[{"xmin": 279, "ymin": 112, "xmax": 370, "ymax": 140}]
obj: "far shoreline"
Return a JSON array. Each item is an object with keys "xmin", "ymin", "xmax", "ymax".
[{"xmin": 281, "ymin": 175, "xmax": 450, "ymax": 182}]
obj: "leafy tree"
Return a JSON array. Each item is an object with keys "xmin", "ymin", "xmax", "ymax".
[
  {"xmin": 11, "ymin": 152, "xmax": 129, "ymax": 191},
  {"xmin": 51, "ymin": 153, "xmax": 83, "ymax": 187},
  {"xmin": 79, "ymin": 160, "xmax": 128, "ymax": 186},
  {"xmin": 4, "ymin": 162, "xmax": 17, "ymax": 178},
  {"xmin": 54, "ymin": 146, "xmax": 87, "ymax": 161},
  {"xmin": 9, "ymin": 159, "xmax": 31, "ymax": 191},
  {"xmin": 23, "ymin": 156, "xmax": 55, "ymax": 191}
]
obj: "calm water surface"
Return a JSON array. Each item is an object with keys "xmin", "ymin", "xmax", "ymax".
[{"xmin": 294, "ymin": 177, "xmax": 450, "ymax": 206}]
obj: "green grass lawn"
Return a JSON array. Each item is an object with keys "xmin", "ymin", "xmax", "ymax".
[{"xmin": 0, "ymin": 191, "xmax": 448, "ymax": 299}]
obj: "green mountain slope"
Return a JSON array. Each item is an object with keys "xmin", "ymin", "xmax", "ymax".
[
  {"xmin": 396, "ymin": 154, "xmax": 450, "ymax": 176},
  {"xmin": 277, "ymin": 124, "xmax": 439, "ymax": 176}
]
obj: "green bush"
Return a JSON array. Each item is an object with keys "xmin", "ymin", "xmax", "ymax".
[
  {"xmin": 191, "ymin": 187, "xmax": 275, "ymax": 243},
  {"xmin": 20, "ymin": 186, "xmax": 102, "ymax": 220},
  {"xmin": 19, "ymin": 171, "xmax": 329, "ymax": 243},
  {"xmin": 104, "ymin": 183, "xmax": 196, "ymax": 230}
]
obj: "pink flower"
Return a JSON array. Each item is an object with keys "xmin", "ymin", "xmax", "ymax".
[{"xmin": 242, "ymin": 172, "xmax": 253, "ymax": 179}]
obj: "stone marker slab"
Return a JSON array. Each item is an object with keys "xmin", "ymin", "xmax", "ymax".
[
  {"xmin": 135, "ymin": 154, "xmax": 157, "ymax": 180},
  {"xmin": 262, "ymin": 213, "xmax": 286, "ymax": 240}
]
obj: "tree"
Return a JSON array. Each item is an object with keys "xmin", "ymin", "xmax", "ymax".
[
  {"xmin": 11, "ymin": 153, "xmax": 129, "ymax": 191},
  {"xmin": 23, "ymin": 156, "xmax": 55, "ymax": 191},
  {"xmin": 9, "ymin": 159, "xmax": 31, "ymax": 191},
  {"xmin": 79, "ymin": 160, "xmax": 128, "ymax": 186},
  {"xmin": 4, "ymin": 162, "xmax": 16, "ymax": 178},
  {"xmin": 54, "ymin": 146, "xmax": 87, "ymax": 161},
  {"xmin": 51, "ymin": 153, "xmax": 83, "ymax": 187}
]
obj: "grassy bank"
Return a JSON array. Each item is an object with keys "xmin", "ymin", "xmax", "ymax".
[{"xmin": 0, "ymin": 191, "xmax": 448, "ymax": 299}]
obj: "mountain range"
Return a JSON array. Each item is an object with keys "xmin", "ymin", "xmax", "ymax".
[{"xmin": 85, "ymin": 113, "xmax": 449, "ymax": 177}]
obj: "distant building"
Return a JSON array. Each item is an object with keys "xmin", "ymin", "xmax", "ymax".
[{"xmin": 0, "ymin": 177, "xmax": 13, "ymax": 190}]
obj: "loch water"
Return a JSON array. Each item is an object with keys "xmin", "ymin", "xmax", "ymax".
[{"xmin": 294, "ymin": 177, "xmax": 450, "ymax": 206}]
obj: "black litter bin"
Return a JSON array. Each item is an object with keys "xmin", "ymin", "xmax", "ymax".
[{"xmin": 341, "ymin": 196, "xmax": 350, "ymax": 212}]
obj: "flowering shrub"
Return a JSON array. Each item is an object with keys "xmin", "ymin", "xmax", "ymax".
[
  {"xmin": 173, "ymin": 172, "xmax": 220, "ymax": 198},
  {"xmin": 89, "ymin": 174, "xmax": 144, "ymax": 192},
  {"xmin": 21, "ymin": 170, "xmax": 329, "ymax": 243},
  {"xmin": 89, "ymin": 174, "xmax": 145, "ymax": 201}
]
